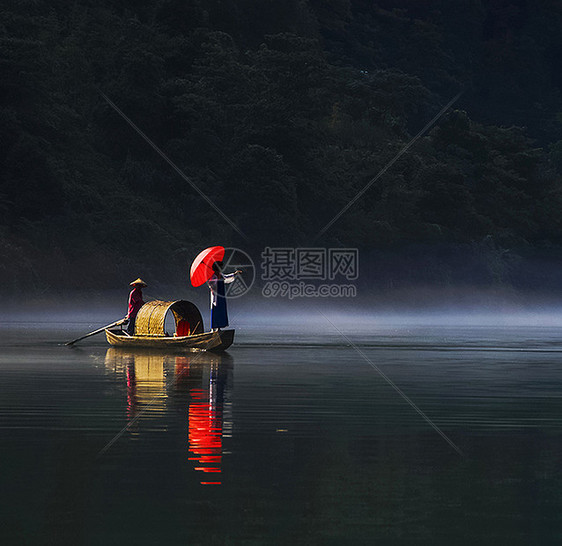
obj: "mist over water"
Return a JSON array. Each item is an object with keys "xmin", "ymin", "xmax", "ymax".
[
  {"xmin": 3, "ymin": 284, "xmax": 562, "ymax": 330},
  {"xmin": 2, "ymin": 290, "xmax": 562, "ymax": 544}
]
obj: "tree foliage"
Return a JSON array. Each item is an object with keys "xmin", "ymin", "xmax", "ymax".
[{"xmin": 1, "ymin": 0, "xmax": 562, "ymax": 291}]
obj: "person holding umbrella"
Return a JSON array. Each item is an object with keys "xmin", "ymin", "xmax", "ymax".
[
  {"xmin": 190, "ymin": 246, "xmax": 242, "ymax": 332},
  {"xmin": 208, "ymin": 261, "xmax": 242, "ymax": 332}
]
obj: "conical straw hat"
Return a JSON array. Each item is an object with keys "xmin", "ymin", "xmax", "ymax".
[{"xmin": 130, "ymin": 278, "xmax": 148, "ymax": 287}]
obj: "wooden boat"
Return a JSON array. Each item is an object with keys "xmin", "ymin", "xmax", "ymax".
[
  {"xmin": 105, "ymin": 328, "xmax": 234, "ymax": 351},
  {"xmin": 105, "ymin": 300, "xmax": 235, "ymax": 352}
]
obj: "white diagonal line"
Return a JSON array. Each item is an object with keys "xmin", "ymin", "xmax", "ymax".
[
  {"xmin": 318, "ymin": 311, "xmax": 464, "ymax": 457},
  {"xmin": 99, "ymin": 90, "xmax": 248, "ymax": 241},
  {"xmin": 314, "ymin": 91, "xmax": 463, "ymax": 242}
]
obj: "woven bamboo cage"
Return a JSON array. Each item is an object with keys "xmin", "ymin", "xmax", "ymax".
[{"xmin": 134, "ymin": 300, "xmax": 204, "ymax": 337}]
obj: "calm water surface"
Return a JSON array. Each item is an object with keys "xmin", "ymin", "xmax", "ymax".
[{"xmin": 2, "ymin": 317, "xmax": 562, "ymax": 545}]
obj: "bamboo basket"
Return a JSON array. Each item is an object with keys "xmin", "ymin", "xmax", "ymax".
[{"xmin": 134, "ymin": 300, "xmax": 204, "ymax": 337}]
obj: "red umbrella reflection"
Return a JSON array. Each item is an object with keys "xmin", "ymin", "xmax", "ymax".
[
  {"xmin": 177, "ymin": 356, "xmax": 225, "ymax": 485},
  {"xmin": 188, "ymin": 387, "xmax": 223, "ymax": 484}
]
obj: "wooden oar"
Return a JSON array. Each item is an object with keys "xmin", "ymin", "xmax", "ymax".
[{"xmin": 66, "ymin": 318, "xmax": 127, "ymax": 346}]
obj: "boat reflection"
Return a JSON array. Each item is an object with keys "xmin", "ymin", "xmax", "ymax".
[
  {"xmin": 104, "ymin": 348, "xmax": 233, "ymax": 484},
  {"xmin": 104, "ymin": 349, "xmax": 169, "ymax": 427}
]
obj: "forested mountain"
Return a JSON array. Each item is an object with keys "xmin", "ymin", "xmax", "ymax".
[{"xmin": 2, "ymin": 0, "xmax": 562, "ymax": 293}]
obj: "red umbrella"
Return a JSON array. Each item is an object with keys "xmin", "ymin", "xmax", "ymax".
[{"xmin": 190, "ymin": 246, "xmax": 225, "ymax": 287}]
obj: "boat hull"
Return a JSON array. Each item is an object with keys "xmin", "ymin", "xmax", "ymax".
[{"xmin": 105, "ymin": 328, "xmax": 235, "ymax": 352}]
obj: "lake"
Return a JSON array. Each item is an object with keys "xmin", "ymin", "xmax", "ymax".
[{"xmin": 2, "ymin": 312, "xmax": 562, "ymax": 545}]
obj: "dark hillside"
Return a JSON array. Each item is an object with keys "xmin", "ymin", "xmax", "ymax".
[{"xmin": 1, "ymin": 0, "xmax": 562, "ymax": 293}]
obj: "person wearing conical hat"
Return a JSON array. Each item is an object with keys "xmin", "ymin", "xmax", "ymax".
[{"xmin": 126, "ymin": 278, "xmax": 147, "ymax": 335}]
